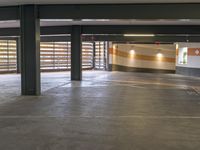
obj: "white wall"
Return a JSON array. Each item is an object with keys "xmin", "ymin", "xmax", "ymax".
[{"xmin": 109, "ymin": 43, "xmax": 176, "ymax": 70}]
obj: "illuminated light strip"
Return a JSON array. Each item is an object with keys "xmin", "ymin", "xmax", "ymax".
[{"xmin": 124, "ymin": 34, "xmax": 155, "ymax": 37}]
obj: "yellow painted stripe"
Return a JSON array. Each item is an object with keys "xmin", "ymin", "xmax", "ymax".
[{"xmin": 110, "ymin": 48, "xmax": 175, "ymax": 63}]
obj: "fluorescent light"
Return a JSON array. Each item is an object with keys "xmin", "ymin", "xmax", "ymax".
[
  {"xmin": 179, "ymin": 19, "xmax": 190, "ymax": 22},
  {"xmin": 41, "ymin": 19, "xmax": 73, "ymax": 22},
  {"xmin": 41, "ymin": 34, "xmax": 70, "ymax": 37},
  {"xmin": 124, "ymin": 34, "xmax": 155, "ymax": 37},
  {"xmin": 0, "ymin": 20, "xmax": 18, "ymax": 23},
  {"xmin": 81, "ymin": 19, "xmax": 110, "ymax": 21}
]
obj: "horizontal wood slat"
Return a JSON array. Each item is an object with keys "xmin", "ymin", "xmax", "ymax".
[
  {"xmin": 40, "ymin": 42, "xmax": 94, "ymax": 70},
  {"xmin": 0, "ymin": 40, "xmax": 107, "ymax": 73},
  {"xmin": 0, "ymin": 40, "xmax": 17, "ymax": 73}
]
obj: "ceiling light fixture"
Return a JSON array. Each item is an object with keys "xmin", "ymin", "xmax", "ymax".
[
  {"xmin": 81, "ymin": 19, "xmax": 110, "ymax": 21},
  {"xmin": 0, "ymin": 20, "xmax": 18, "ymax": 23},
  {"xmin": 41, "ymin": 19, "xmax": 73, "ymax": 22},
  {"xmin": 130, "ymin": 50, "xmax": 135, "ymax": 55},
  {"xmin": 157, "ymin": 52, "xmax": 163, "ymax": 58},
  {"xmin": 124, "ymin": 34, "xmax": 155, "ymax": 37}
]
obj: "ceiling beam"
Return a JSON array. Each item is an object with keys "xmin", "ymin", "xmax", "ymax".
[
  {"xmin": 41, "ymin": 26, "xmax": 71, "ymax": 35},
  {"xmin": 1, "ymin": 25, "xmax": 200, "ymax": 43},
  {"xmin": 0, "ymin": 28, "xmax": 19, "ymax": 36},
  {"xmin": 41, "ymin": 25, "xmax": 200, "ymax": 35},
  {"xmin": 0, "ymin": 26, "xmax": 72, "ymax": 36},
  {"xmin": 1, "ymin": 4, "xmax": 200, "ymax": 21},
  {"xmin": 0, "ymin": 6, "xmax": 19, "ymax": 20},
  {"xmin": 82, "ymin": 35, "xmax": 189, "ymax": 43},
  {"xmin": 40, "ymin": 35, "xmax": 200, "ymax": 43},
  {"xmin": 41, "ymin": 36, "xmax": 71, "ymax": 42},
  {"xmin": 82, "ymin": 25, "xmax": 200, "ymax": 34},
  {"xmin": 1, "ymin": 25, "xmax": 200, "ymax": 36},
  {"xmin": 39, "ymin": 4, "xmax": 200, "ymax": 19}
]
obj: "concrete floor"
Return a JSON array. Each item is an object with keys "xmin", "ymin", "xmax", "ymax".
[{"xmin": 0, "ymin": 71, "xmax": 200, "ymax": 150}]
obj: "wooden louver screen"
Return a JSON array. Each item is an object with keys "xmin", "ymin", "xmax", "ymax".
[
  {"xmin": 40, "ymin": 42, "xmax": 70, "ymax": 71},
  {"xmin": 0, "ymin": 40, "xmax": 17, "ymax": 73},
  {"xmin": 40, "ymin": 42, "xmax": 94, "ymax": 71},
  {"xmin": 0, "ymin": 41, "xmax": 107, "ymax": 73},
  {"xmin": 82, "ymin": 42, "xmax": 93, "ymax": 69},
  {"xmin": 95, "ymin": 41, "xmax": 107, "ymax": 70}
]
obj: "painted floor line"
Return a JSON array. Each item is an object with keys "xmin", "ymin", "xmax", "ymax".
[{"xmin": 0, "ymin": 115, "xmax": 200, "ymax": 119}]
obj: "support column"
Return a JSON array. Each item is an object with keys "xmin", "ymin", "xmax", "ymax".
[
  {"xmin": 20, "ymin": 5, "xmax": 41, "ymax": 95},
  {"xmin": 71, "ymin": 26, "xmax": 82, "ymax": 81}
]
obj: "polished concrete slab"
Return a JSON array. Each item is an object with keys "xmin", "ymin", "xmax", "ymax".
[{"xmin": 0, "ymin": 71, "xmax": 200, "ymax": 150}]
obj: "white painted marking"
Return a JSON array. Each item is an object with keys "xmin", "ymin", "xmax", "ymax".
[{"xmin": 0, "ymin": 115, "xmax": 200, "ymax": 119}]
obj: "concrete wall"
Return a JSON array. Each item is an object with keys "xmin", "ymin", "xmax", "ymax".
[
  {"xmin": 109, "ymin": 43, "xmax": 176, "ymax": 73},
  {"xmin": 176, "ymin": 43, "xmax": 200, "ymax": 77}
]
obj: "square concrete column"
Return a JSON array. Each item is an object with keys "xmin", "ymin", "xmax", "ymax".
[
  {"xmin": 71, "ymin": 26, "xmax": 82, "ymax": 81},
  {"xmin": 20, "ymin": 5, "xmax": 41, "ymax": 95}
]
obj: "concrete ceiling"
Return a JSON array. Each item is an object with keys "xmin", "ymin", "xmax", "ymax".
[
  {"xmin": 0, "ymin": 0, "xmax": 200, "ymax": 6},
  {"xmin": 40, "ymin": 19, "xmax": 200, "ymax": 26},
  {"xmin": 2, "ymin": 19, "xmax": 200, "ymax": 28}
]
